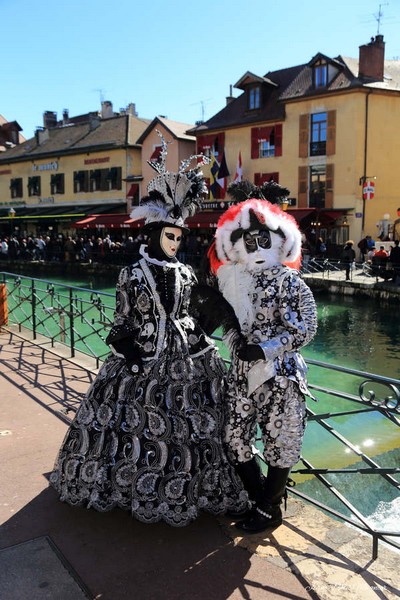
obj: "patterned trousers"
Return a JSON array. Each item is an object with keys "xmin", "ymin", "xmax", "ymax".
[{"xmin": 224, "ymin": 376, "xmax": 307, "ymax": 468}]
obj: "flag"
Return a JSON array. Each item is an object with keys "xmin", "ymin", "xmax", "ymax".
[
  {"xmin": 234, "ymin": 151, "xmax": 242, "ymax": 182},
  {"xmin": 210, "ymin": 153, "xmax": 220, "ymax": 200},
  {"xmin": 216, "ymin": 150, "xmax": 230, "ymax": 198}
]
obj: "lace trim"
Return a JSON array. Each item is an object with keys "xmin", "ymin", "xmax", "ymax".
[{"xmin": 139, "ymin": 245, "xmax": 181, "ymax": 268}]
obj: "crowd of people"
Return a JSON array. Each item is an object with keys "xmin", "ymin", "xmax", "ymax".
[
  {"xmin": 0, "ymin": 231, "xmax": 214, "ymax": 268},
  {"xmin": 1, "ymin": 229, "xmax": 399, "ymax": 284},
  {"xmin": 355, "ymin": 235, "xmax": 400, "ymax": 282}
]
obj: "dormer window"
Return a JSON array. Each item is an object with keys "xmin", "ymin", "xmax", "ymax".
[
  {"xmin": 314, "ymin": 60, "xmax": 328, "ymax": 88},
  {"xmin": 248, "ymin": 85, "xmax": 261, "ymax": 110}
]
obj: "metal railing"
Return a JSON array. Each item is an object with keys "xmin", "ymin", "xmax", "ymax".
[
  {"xmin": 301, "ymin": 256, "xmax": 399, "ymax": 283},
  {"xmin": 1, "ymin": 271, "xmax": 399, "ymax": 560}
]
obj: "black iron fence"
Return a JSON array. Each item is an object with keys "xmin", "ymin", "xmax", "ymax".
[
  {"xmin": 302, "ymin": 257, "xmax": 400, "ymax": 283},
  {"xmin": 1, "ymin": 271, "xmax": 399, "ymax": 560}
]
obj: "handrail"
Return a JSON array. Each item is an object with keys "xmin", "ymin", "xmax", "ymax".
[{"xmin": 1, "ymin": 271, "xmax": 399, "ymax": 559}]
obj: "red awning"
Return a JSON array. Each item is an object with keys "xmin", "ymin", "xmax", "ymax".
[
  {"xmin": 73, "ymin": 211, "xmax": 225, "ymax": 230},
  {"xmin": 319, "ymin": 210, "xmax": 345, "ymax": 221},
  {"xmin": 186, "ymin": 211, "xmax": 224, "ymax": 228},
  {"xmin": 74, "ymin": 214, "xmax": 132, "ymax": 229},
  {"xmin": 286, "ymin": 209, "xmax": 315, "ymax": 222}
]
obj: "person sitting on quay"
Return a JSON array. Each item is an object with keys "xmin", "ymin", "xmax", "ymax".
[{"xmin": 389, "ymin": 240, "xmax": 400, "ymax": 283}]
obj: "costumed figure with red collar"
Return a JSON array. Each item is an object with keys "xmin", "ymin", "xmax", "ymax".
[{"xmin": 208, "ymin": 180, "xmax": 318, "ymax": 533}]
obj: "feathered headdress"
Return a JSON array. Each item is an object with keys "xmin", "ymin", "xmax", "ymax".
[
  {"xmin": 227, "ymin": 179, "xmax": 290, "ymax": 204},
  {"xmin": 130, "ymin": 130, "xmax": 210, "ymax": 230}
]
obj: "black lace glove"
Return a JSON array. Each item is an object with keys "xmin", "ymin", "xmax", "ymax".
[
  {"xmin": 237, "ymin": 344, "xmax": 264, "ymax": 362},
  {"xmin": 109, "ymin": 338, "xmax": 143, "ymax": 374}
]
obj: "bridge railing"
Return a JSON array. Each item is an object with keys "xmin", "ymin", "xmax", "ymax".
[
  {"xmin": 301, "ymin": 257, "xmax": 398, "ymax": 282},
  {"xmin": 1, "ymin": 271, "xmax": 399, "ymax": 560}
]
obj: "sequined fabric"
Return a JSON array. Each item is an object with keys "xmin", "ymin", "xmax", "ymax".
[
  {"xmin": 221, "ymin": 264, "xmax": 318, "ymax": 468},
  {"xmin": 50, "ymin": 257, "xmax": 247, "ymax": 526}
]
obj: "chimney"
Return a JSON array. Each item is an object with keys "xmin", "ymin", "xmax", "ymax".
[
  {"xmin": 43, "ymin": 111, "xmax": 57, "ymax": 129},
  {"xmin": 127, "ymin": 103, "xmax": 138, "ymax": 116},
  {"xmin": 358, "ymin": 35, "xmax": 385, "ymax": 81},
  {"xmin": 226, "ymin": 84, "xmax": 235, "ymax": 105},
  {"xmin": 35, "ymin": 127, "xmax": 49, "ymax": 145},
  {"xmin": 62, "ymin": 109, "xmax": 69, "ymax": 125},
  {"xmin": 101, "ymin": 100, "xmax": 114, "ymax": 119}
]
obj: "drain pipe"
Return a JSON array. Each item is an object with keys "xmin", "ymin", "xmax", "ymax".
[{"xmin": 361, "ymin": 89, "xmax": 372, "ymax": 235}]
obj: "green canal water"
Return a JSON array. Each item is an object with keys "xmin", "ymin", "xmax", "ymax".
[{"xmin": 4, "ymin": 270, "xmax": 400, "ymax": 532}]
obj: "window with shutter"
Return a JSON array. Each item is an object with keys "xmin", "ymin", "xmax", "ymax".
[
  {"xmin": 326, "ymin": 111, "xmax": 336, "ymax": 156},
  {"xmin": 274, "ymin": 124, "xmax": 282, "ymax": 157},
  {"xmin": 310, "ymin": 113, "xmax": 327, "ymax": 156},
  {"xmin": 197, "ymin": 133, "xmax": 224, "ymax": 159},
  {"xmin": 325, "ymin": 163, "xmax": 334, "ymax": 207},
  {"xmin": 10, "ymin": 178, "xmax": 23, "ymax": 199},
  {"xmin": 298, "ymin": 166, "xmax": 308, "ymax": 207},
  {"xmin": 254, "ymin": 172, "xmax": 279, "ymax": 186},
  {"xmin": 251, "ymin": 125, "xmax": 282, "ymax": 159},
  {"xmin": 299, "ymin": 115, "xmax": 309, "ymax": 158},
  {"xmin": 313, "ymin": 60, "xmax": 328, "ymax": 88},
  {"xmin": 309, "ymin": 165, "xmax": 326, "ymax": 208},
  {"xmin": 248, "ymin": 86, "xmax": 261, "ymax": 110},
  {"xmin": 28, "ymin": 176, "xmax": 41, "ymax": 196},
  {"xmin": 51, "ymin": 173, "xmax": 65, "ymax": 195}
]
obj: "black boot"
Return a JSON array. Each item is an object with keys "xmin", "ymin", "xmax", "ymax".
[
  {"xmin": 226, "ymin": 457, "xmax": 265, "ymax": 520},
  {"xmin": 236, "ymin": 466, "xmax": 291, "ymax": 533}
]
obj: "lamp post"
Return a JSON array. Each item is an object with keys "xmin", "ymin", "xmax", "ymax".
[
  {"xmin": 8, "ymin": 208, "xmax": 16, "ymax": 236},
  {"xmin": 359, "ymin": 176, "xmax": 376, "ymax": 235}
]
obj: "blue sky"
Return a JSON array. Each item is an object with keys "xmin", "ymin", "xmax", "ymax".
[{"xmin": 2, "ymin": 0, "xmax": 400, "ymax": 140}]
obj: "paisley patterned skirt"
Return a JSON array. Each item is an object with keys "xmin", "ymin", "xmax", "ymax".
[{"xmin": 50, "ymin": 347, "xmax": 247, "ymax": 526}]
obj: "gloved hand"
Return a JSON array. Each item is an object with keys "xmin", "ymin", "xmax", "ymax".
[
  {"xmin": 237, "ymin": 343, "xmax": 264, "ymax": 362},
  {"xmin": 109, "ymin": 338, "xmax": 143, "ymax": 374}
]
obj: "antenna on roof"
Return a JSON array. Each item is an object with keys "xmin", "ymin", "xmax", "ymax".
[
  {"xmin": 190, "ymin": 98, "xmax": 212, "ymax": 122},
  {"xmin": 374, "ymin": 2, "xmax": 389, "ymax": 35},
  {"xmin": 92, "ymin": 88, "xmax": 106, "ymax": 105}
]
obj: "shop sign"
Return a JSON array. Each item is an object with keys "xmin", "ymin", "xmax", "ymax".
[
  {"xmin": 38, "ymin": 197, "xmax": 55, "ymax": 204},
  {"xmin": 84, "ymin": 157, "xmax": 110, "ymax": 165},
  {"xmin": 32, "ymin": 161, "xmax": 59, "ymax": 172}
]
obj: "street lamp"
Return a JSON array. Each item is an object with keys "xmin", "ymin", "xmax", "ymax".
[{"xmin": 8, "ymin": 207, "xmax": 16, "ymax": 235}]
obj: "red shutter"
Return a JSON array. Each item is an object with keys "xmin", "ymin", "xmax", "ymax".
[
  {"xmin": 251, "ymin": 128, "xmax": 259, "ymax": 159},
  {"xmin": 217, "ymin": 132, "xmax": 225, "ymax": 152},
  {"xmin": 254, "ymin": 172, "xmax": 262, "ymax": 186},
  {"xmin": 254, "ymin": 172, "xmax": 279, "ymax": 185},
  {"xmin": 258, "ymin": 126, "xmax": 272, "ymax": 141},
  {"xmin": 197, "ymin": 135, "xmax": 208, "ymax": 154},
  {"xmin": 274, "ymin": 124, "xmax": 282, "ymax": 156}
]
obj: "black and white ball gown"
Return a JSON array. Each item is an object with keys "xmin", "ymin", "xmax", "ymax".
[{"xmin": 50, "ymin": 247, "xmax": 246, "ymax": 526}]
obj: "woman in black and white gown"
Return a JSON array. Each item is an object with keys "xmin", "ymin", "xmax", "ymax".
[{"xmin": 50, "ymin": 140, "xmax": 247, "ymax": 526}]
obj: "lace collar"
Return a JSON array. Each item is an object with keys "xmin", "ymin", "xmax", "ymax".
[{"xmin": 139, "ymin": 245, "xmax": 181, "ymax": 269}]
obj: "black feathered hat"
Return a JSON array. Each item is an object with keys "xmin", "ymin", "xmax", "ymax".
[{"xmin": 130, "ymin": 130, "xmax": 209, "ymax": 233}]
